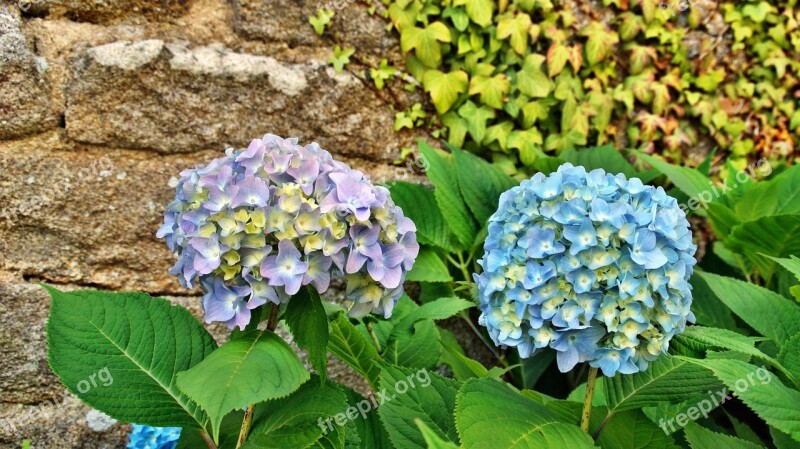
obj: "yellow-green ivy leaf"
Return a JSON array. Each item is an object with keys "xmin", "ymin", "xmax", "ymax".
[
  {"xmin": 546, "ymin": 43, "xmax": 570, "ymax": 77},
  {"xmin": 516, "ymin": 54, "xmax": 553, "ymax": 98},
  {"xmin": 423, "ymin": 69, "xmax": 469, "ymax": 114},
  {"xmin": 400, "ymin": 22, "xmax": 452, "ymax": 68},
  {"xmin": 469, "ymin": 74, "xmax": 511, "ymax": 109},
  {"xmin": 508, "ymin": 128, "xmax": 544, "ymax": 165},
  {"xmin": 496, "ymin": 13, "xmax": 532, "ymax": 55}
]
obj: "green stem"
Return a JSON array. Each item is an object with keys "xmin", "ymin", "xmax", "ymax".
[
  {"xmin": 236, "ymin": 304, "xmax": 280, "ymax": 447},
  {"xmin": 581, "ymin": 367, "xmax": 599, "ymax": 433},
  {"xmin": 457, "ymin": 253, "xmax": 473, "ymax": 286},
  {"xmin": 201, "ymin": 430, "xmax": 218, "ymax": 449},
  {"xmin": 367, "ymin": 322, "xmax": 382, "ymax": 352},
  {"xmin": 236, "ymin": 405, "xmax": 255, "ymax": 449},
  {"xmin": 592, "ymin": 412, "xmax": 613, "ymax": 440}
]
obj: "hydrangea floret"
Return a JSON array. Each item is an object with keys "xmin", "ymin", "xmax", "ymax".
[
  {"xmin": 127, "ymin": 424, "xmax": 181, "ymax": 449},
  {"xmin": 475, "ymin": 163, "xmax": 697, "ymax": 376},
  {"xmin": 157, "ymin": 134, "xmax": 419, "ymax": 329}
]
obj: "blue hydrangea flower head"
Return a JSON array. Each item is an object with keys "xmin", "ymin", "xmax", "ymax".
[
  {"xmin": 475, "ymin": 163, "xmax": 696, "ymax": 376},
  {"xmin": 127, "ymin": 424, "xmax": 181, "ymax": 449},
  {"xmin": 158, "ymin": 135, "xmax": 419, "ymax": 328}
]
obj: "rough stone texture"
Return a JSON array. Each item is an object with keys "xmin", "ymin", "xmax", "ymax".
[
  {"xmin": 23, "ymin": 0, "xmax": 192, "ymax": 23},
  {"xmin": 0, "ymin": 5, "xmax": 56, "ymax": 139},
  {"xmin": 232, "ymin": 0, "xmax": 400, "ymax": 60},
  {"xmin": 0, "ymin": 0, "xmax": 434, "ymax": 446},
  {"xmin": 65, "ymin": 38, "xmax": 417, "ymax": 161}
]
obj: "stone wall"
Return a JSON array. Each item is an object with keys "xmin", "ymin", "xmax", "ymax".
[{"xmin": 0, "ymin": 0, "xmax": 430, "ymax": 446}]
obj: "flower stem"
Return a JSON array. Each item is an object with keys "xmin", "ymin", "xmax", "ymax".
[
  {"xmin": 580, "ymin": 367, "xmax": 599, "ymax": 433},
  {"xmin": 201, "ymin": 430, "xmax": 218, "ymax": 449},
  {"xmin": 236, "ymin": 405, "xmax": 255, "ymax": 449}
]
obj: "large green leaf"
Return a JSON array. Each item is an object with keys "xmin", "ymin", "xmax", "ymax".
[
  {"xmin": 242, "ymin": 377, "xmax": 349, "ymax": 449},
  {"xmin": 767, "ymin": 255, "xmax": 800, "ymax": 284},
  {"xmin": 735, "ymin": 165, "xmax": 800, "ymax": 222},
  {"xmin": 456, "ymin": 378, "xmax": 597, "ymax": 448},
  {"xmin": 177, "ymin": 411, "xmax": 243, "ymax": 449},
  {"xmin": 344, "ymin": 388, "xmax": 392, "ymax": 449},
  {"xmin": 637, "ymin": 153, "xmax": 711, "ymax": 200},
  {"xmin": 683, "ymin": 422, "xmax": 765, "ymax": 449},
  {"xmin": 594, "ymin": 409, "xmax": 681, "ymax": 449},
  {"xmin": 725, "ymin": 215, "xmax": 800, "ymax": 282},
  {"xmin": 285, "ymin": 287, "xmax": 330, "ymax": 382},
  {"xmin": 674, "ymin": 326, "xmax": 786, "ymax": 374},
  {"xmin": 603, "ymin": 356, "xmax": 720, "ymax": 413},
  {"xmin": 45, "ymin": 288, "xmax": 216, "ymax": 429},
  {"xmin": 407, "ymin": 296, "xmax": 474, "ymax": 322},
  {"xmin": 177, "ymin": 330, "xmax": 310, "ymax": 441},
  {"xmin": 406, "ymin": 248, "xmax": 453, "ymax": 283},
  {"xmin": 778, "ymin": 335, "xmax": 800, "ymax": 387},
  {"xmin": 688, "ymin": 274, "xmax": 737, "ymax": 330},
  {"xmin": 697, "ymin": 272, "xmax": 800, "ymax": 345},
  {"xmin": 388, "ymin": 182, "xmax": 458, "ymax": 252},
  {"xmin": 449, "ymin": 144, "xmax": 518, "ymax": 225},
  {"xmin": 418, "ymin": 142, "xmax": 478, "ymax": 248},
  {"xmin": 327, "ymin": 313, "xmax": 382, "ymax": 390},
  {"xmin": 378, "ymin": 364, "xmax": 460, "ymax": 449},
  {"xmin": 384, "ymin": 319, "xmax": 442, "ymax": 370},
  {"xmin": 680, "ymin": 358, "xmax": 800, "ymax": 442},
  {"xmin": 416, "ymin": 421, "xmax": 459, "ymax": 449}
]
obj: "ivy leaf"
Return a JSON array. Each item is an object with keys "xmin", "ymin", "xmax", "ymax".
[
  {"xmin": 457, "ymin": 100, "xmax": 497, "ymax": 142},
  {"xmin": 423, "ymin": 70, "xmax": 469, "ymax": 114},
  {"xmin": 401, "ymin": 22, "xmax": 452, "ymax": 68},
  {"xmin": 694, "ymin": 69, "xmax": 726, "ymax": 92},
  {"xmin": 547, "ymin": 43, "xmax": 570, "ymax": 77},
  {"xmin": 496, "ymin": 13, "xmax": 532, "ymax": 55},
  {"xmin": 45, "ymin": 288, "xmax": 216, "ymax": 429},
  {"xmin": 177, "ymin": 330, "xmax": 310, "ymax": 442},
  {"xmin": 441, "ymin": 112, "xmax": 469, "ymax": 148},
  {"xmin": 582, "ymin": 23, "xmax": 619, "ymax": 66},
  {"xmin": 454, "ymin": 0, "xmax": 494, "ymax": 28},
  {"xmin": 482, "ymin": 121, "xmax": 514, "ymax": 151},
  {"xmin": 516, "ymin": 54, "xmax": 553, "ymax": 98},
  {"xmin": 468, "ymin": 74, "xmax": 511, "ymax": 109},
  {"xmin": 309, "ymin": 9, "xmax": 335, "ymax": 35},
  {"xmin": 508, "ymin": 128, "xmax": 544, "ymax": 166},
  {"xmin": 328, "ymin": 46, "xmax": 355, "ymax": 73},
  {"xmin": 741, "ymin": 1, "xmax": 774, "ymax": 23}
]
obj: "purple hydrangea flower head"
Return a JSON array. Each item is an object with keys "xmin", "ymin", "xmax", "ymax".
[
  {"xmin": 158, "ymin": 134, "xmax": 418, "ymax": 328},
  {"xmin": 475, "ymin": 163, "xmax": 697, "ymax": 376},
  {"xmin": 127, "ymin": 424, "xmax": 181, "ymax": 449}
]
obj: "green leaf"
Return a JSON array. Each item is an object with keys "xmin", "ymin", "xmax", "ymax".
[
  {"xmin": 439, "ymin": 329, "xmax": 490, "ymax": 381},
  {"xmin": 177, "ymin": 330, "xmax": 310, "ymax": 441},
  {"xmin": 459, "ymin": 0, "xmax": 494, "ymax": 27},
  {"xmin": 547, "ymin": 43, "xmax": 570, "ymax": 77},
  {"xmin": 725, "ymin": 215, "xmax": 800, "ymax": 282},
  {"xmin": 243, "ymin": 377, "xmax": 349, "ymax": 449},
  {"xmin": 637, "ymin": 153, "xmax": 711, "ymax": 199},
  {"xmin": 329, "ymin": 46, "xmax": 355, "ymax": 73},
  {"xmin": 406, "ymin": 248, "xmax": 453, "ymax": 283},
  {"xmin": 285, "ymin": 287, "xmax": 330, "ymax": 382},
  {"xmin": 416, "ymin": 420, "xmax": 459, "ymax": 449},
  {"xmin": 778, "ymin": 335, "xmax": 800, "ymax": 386},
  {"xmin": 418, "ymin": 142, "xmax": 478, "ymax": 248},
  {"xmin": 423, "ymin": 70, "xmax": 469, "ymax": 115},
  {"xmin": 767, "ymin": 255, "xmax": 800, "ymax": 285},
  {"xmin": 508, "ymin": 128, "xmax": 544, "ymax": 166},
  {"xmin": 468, "ymin": 74, "xmax": 511, "ymax": 110},
  {"xmin": 450, "ymin": 144, "xmax": 518, "ymax": 224},
  {"xmin": 409, "ymin": 297, "xmax": 474, "ymax": 322},
  {"xmin": 458, "ymin": 100, "xmax": 497, "ymax": 143},
  {"xmin": 177, "ymin": 411, "xmax": 243, "ymax": 449},
  {"xmin": 497, "ymin": 13, "xmax": 532, "ymax": 54},
  {"xmin": 683, "ymin": 422, "xmax": 765, "ymax": 449},
  {"xmin": 388, "ymin": 182, "xmax": 458, "ymax": 252},
  {"xmin": 688, "ymin": 273, "xmax": 737, "ymax": 330},
  {"xmin": 595, "ymin": 409, "xmax": 681, "ymax": 449},
  {"xmin": 604, "ymin": 356, "xmax": 720, "ymax": 413},
  {"xmin": 344, "ymin": 388, "xmax": 392, "ymax": 449},
  {"xmin": 697, "ymin": 271, "xmax": 800, "ymax": 345},
  {"xmin": 328, "ymin": 313, "xmax": 382, "ymax": 390},
  {"xmin": 457, "ymin": 378, "xmax": 597, "ymax": 448},
  {"xmin": 401, "ymin": 22, "xmax": 452, "ymax": 68},
  {"xmin": 735, "ymin": 165, "xmax": 800, "ymax": 221},
  {"xmin": 516, "ymin": 54, "xmax": 553, "ymax": 98},
  {"xmin": 560, "ymin": 145, "xmax": 638, "ymax": 178},
  {"xmin": 674, "ymin": 326, "xmax": 791, "ymax": 379},
  {"xmin": 378, "ymin": 364, "xmax": 460, "ymax": 449},
  {"xmin": 45, "ymin": 288, "xmax": 216, "ymax": 428},
  {"xmin": 384, "ymin": 319, "xmax": 441, "ymax": 370},
  {"xmin": 679, "ymin": 358, "xmax": 800, "ymax": 442}
]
